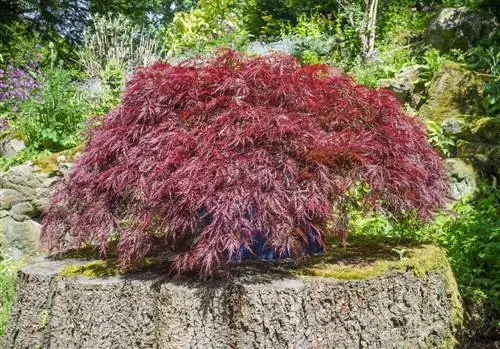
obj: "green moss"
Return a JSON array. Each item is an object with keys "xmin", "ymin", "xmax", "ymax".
[
  {"xmin": 60, "ymin": 260, "xmax": 121, "ymax": 278},
  {"xmin": 290, "ymin": 244, "xmax": 450, "ymax": 280},
  {"xmin": 470, "ymin": 117, "xmax": 500, "ymax": 144},
  {"xmin": 60, "ymin": 257, "xmax": 161, "ymax": 278},
  {"xmin": 38, "ymin": 309, "xmax": 48, "ymax": 330},
  {"xmin": 32, "ymin": 145, "xmax": 83, "ymax": 174},
  {"xmin": 418, "ymin": 61, "xmax": 485, "ymax": 123},
  {"xmin": 444, "ymin": 260, "xmax": 464, "ymax": 343}
]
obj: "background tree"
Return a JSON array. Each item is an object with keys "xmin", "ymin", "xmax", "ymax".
[{"xmin": 0, "ymin": 0, "xmax": 88, "ymax": 65}]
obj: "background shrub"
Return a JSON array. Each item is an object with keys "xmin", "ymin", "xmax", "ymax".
[
  {"xmin": 41, "ymin": 52, "xmax": 447, "ymax": 275},
  {"xmin": 162, "ymin": 0, "xmax": 248, "ymax": 58},
  {"xmin": 14, "ymin": 67, "xmax": 89, "ymax": 152},
  {"xmin": 77, "ymin": 13, "xmax": 160, "ymax": 78}
]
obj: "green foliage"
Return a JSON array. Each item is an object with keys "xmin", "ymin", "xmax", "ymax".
[
  {"xmin": 418, "ymin": 48, "xmax": 450, "ymax": 86},
  {"xmin": 426, "ymin": 120, "xmax": 456, "ymax": 157},
  {"xmin": 88, "ymin": 0, "xmax": 174, "ymax": 27},
  {"xmin": 162, "ymin": 0, "xmax": 248, "ymax": 57},
  {"xmin": 467, "ymin": 45, "xmax": 500, "ymax": 116},
  {"xmin": 0, "ymin": 2, "xmax": 82, "ymax": 69},
  {"xmin": 0, "ymin": 259, "xmax": 25, "ymax": 337},
  {"xmin": 376, "ymin": 0, "xmax": 432, "ymax": 45},
  {"xmin": 90, "ymin": 62, "xmax": 125, "ymax": 116},
  {"xmin": 242, "ymin": 0, "xmax": 349, "ymax": 39},
  {"xmin": 280, "ymin": 11, "xmax": 360, "ymax": 68},
  {"xmin": 0, "ymin": 148, "xmax": 49, "ymax": 172},
  {"xmin": 437, "ymin": 185, "xmax": 500, "ymax": 328},
  {"xmin": 0, "ymin": 22, "xmax": 42, "ymax": 67},
  {"xmin": 350, "ymin": 184, "xmax": 500, "ymax": 330},
  {"xmin": 14, "ymin": 68, "xmax": 89, "ymax": 152},
  {"xmin": 348, "ymin": 46, "xmax": 413, "ymax": 87}
]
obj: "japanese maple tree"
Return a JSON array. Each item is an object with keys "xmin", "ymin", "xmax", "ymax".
[{"xmin": 41, "ymin": 51, "xmax": 447, "ymax": 275}]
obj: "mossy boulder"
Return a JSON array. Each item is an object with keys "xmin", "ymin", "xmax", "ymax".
[
  {"xmin": 441, "ymin": 117, "xmax": 468, "ymax": 138},
  {"xmin": 418, "ymin": 61, "xmax": 485, "ymax": 124},
  {"xmin": 31, "ymin": 146, "xmax": 82, "ymax": 175},
  {"xmin": 456, "ymin": 140, "xmax": 500, "ymax": 176},
  {"xmin": 424, "ymin": 7, "xmax": 497, "ymax": 52},
  {"xmin": 468, "ymin": 117, "xmax": 500, "ymax": 145},
  {"xmin": 3, "ymin": 239, "xmax": 463, "ymax": 349}
]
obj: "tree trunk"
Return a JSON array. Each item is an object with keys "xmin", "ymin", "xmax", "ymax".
[{"xmin": 359, "ymin": 0, "xmax": 378, "ymax": 59}]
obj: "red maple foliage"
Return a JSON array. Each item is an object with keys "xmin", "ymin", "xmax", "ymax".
[{"xmin": 41, "ymin": 51, "xmax": 448, "ymax": 275}]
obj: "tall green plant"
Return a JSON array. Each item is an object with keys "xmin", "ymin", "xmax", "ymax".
[
  {"xmin": 437, "ymin": 185, "xmax": 500, "ymax": 328},
  {"xmin": 15, "ymin": 68, "xmax": 89, "ymax": 152}
]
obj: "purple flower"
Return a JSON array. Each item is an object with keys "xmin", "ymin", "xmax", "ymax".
[{"xmin": 0, "ymin": 61, "xmax": 42, "ymax": 111}]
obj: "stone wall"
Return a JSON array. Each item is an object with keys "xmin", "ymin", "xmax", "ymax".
[{"xmin": 0, "ymin": 162, "xmax": 67, "ymax": 259}]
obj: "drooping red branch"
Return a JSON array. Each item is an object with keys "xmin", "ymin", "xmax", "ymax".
[{"xmin": 41, "ymin": 51, "xmax": 447, "ymax": 275}]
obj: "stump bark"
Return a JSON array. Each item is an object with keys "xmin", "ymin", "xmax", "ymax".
[{"xmin": 3, "ymin": 250, "xmax": 459, "ymax": 349}]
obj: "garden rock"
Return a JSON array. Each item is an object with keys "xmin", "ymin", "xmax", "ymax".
[
  {"xmin": 0, "ymin": 188, "xmax": 23, "ymax": 210},
  {"xmin": 378, "ymin": 79, "xmax": 410, "ymax": 104},
  {"xmin": 456, "ymin": 140, "xmax": 500, "ymax": 177},
  {"xmin": 0, "ymin": 138, "xmax": 26, "ymax": 158},
  {"xmin": 0, "ymin": 162, "xmax": 65, "ymax": 259},
  {"xmin": 0, "ymin": 217, "xmax": 40, "ymax": 259},
  {"xmin": 3, "ymin": 249, "xmax": 461, "ymax": 349},
  {"xmin": 441, "ymin": 118, "xmax": 467, "ymax": 137},
  {"xmin": 418, "ymin": 61, "xmax": 484, "ymax": 123},
  {"xmin": 379, "ymin": 65, "xmax": 427, "ymax": 106},
  {"xmin": 444, "ymin": 158, "xmax": 478, "ymax": 201},
  {"xmin": 424, "ymin": 7, "xmax": 497, "ymax": 51},
  {"xmin": 468, "ymin": 117, "xmax": 500, "ymax": 144},
  {"xmin": 10, "ymin": 201, "xmax": 37, "ymax": 221}
]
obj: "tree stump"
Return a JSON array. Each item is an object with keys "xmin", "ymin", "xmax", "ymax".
[{"xmin": 3, "ymin": 245, "xmax": 461, "ymax": 348}]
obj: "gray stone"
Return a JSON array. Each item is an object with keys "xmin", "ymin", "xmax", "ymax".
[
  {"xmin": 424, "ymin": 7, "xmax": 497, "ymax": 51},
  {"xmin": 0, "ymin": 217, "xmax": 41, "ymax": 259},
  {"xmin": 0, "ymin": 188, "xmax": 23, "ymax": 210},
  {"xmin": 0, "ymin": 161, "xmax": 66, "ymax": 259},
  {"xmin": 0, "ymin": 164, "xmax": 42, "ymax": 200},
  {"xmin": 3, "ymin": 257, "xmax": 458, "ymax": 349},
  {"xmin": 32, "ymin": 197, "xmax": 49, "ymax": 213},
  {"xmin": 10, "ymin": 201, "xmax": 37, "ymax": 221},
  {"xmin": 441, "ymin": 118, "xmax": 466, "ymax": 137},
  {"xmin": 378, "ymin": 65, "xmax": 427, "ymax": 106},
  {"xmin": 0, "ymin": 163, "xmax": 60, "ymax": 205},
  {"xmin": 385, "ymin": 81, "xmax": 410, "ymax": 104},
  {"xmin": 1, "ymin": 138, "xmax": 26, "ymax": 158},
  {"xmin": 444, "ymin": 158, "xmax": 478, "ymax": 201}
]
